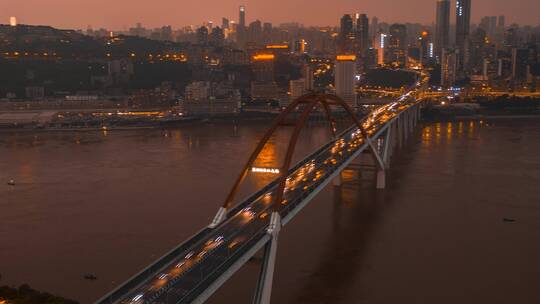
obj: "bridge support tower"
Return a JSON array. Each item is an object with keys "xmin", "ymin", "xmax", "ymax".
[{"xmin": 253, "ymin": 212, "xmax": 281, "ymax": 304}]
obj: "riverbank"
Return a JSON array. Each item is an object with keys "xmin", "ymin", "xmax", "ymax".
[
  {"xmin": 0, "ymin": 112, "xmax": 281, "ymax": 132},
  {"xmin": 422, "ymin": 104, "xmax": 540, "ymax": 121},
  {"xmin": 423, "ymin": 113, "xmax": 540, "ymax": 121}
]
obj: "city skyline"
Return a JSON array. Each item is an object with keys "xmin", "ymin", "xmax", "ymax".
[{"xmin": 1, "ymin": 0, "xmax": 539, "ymax": 30}]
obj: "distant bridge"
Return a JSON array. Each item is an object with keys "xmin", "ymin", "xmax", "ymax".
[{"xmin": 96, "ymin": 73, "xmax": 430, "ymax": 304}]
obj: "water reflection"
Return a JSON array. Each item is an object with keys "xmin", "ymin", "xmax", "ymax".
[
  {"xmin": 292, "ymin": 173, "xmax": 383, "ymax": 303},
  {"xmin": 422, "ymin": 120, "xmax": 484, "ymax": 148},
  {"xmin": 252, "ymin": 138, "xmax": 280, "ymax": 189}
]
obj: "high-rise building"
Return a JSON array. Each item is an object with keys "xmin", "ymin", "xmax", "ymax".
[
  {"xmin": 365, "ymin": 48, "xmax": 379, "ymax": 69},
  {"xmin": 252, "ymin": 53, "xmax": 275, "ymax": 83},
  {"xmin": 160, "ymin": 26, "xmax": 173, "ymax": 41},
  {"xmin": 339, "ymin": 14, "xmax": 354, "ymax": 52},
  {"xmin": 237, "ymin": 5, "xmax": 247, "ymax": 47},
  {"xmin": 441, "ymin": 48, "xmax": 458, "ymax": 87},
  {"xmin": 418, "ymin": 31, "xmax": 433, "ymax": 63},
  {"xmin": 239, "ymin": 5, "xmax": 246, "ymax": 27},
  {"xmin": 455, "ymin": 0, "xmax": 471, "ymax": 50},
  {"xmin": 479, "ymin": 17, "xmax": 490, "ymax": 32},
  {"xmin": 386, "ymin": 24, "xmax": 408, "ymax": 67},
  {"xmin": 498, "ymin": 16, "xmax": 505, "ymax": 29},
  {"xmin": 251, "ymin": 53, "xmax": 279, "ymax": 100},
  {"xmin": 456, "ymin": 0, "xmax": 471, "ymax": 73},
  {"xmin": 210, "ymin": 27, "xmax": 225, "ymax": 46},
  {"xmin": 262, "ymin": 22, "xmax": 272, "ymax": 44},
  {"xmin": 222, "ymin": 18, "xmax": 230, "ymax": 30},
  {"xmin": 356, "ymin": 14, "xmax": 370, "ymax": 55},
  {"xmin": 388, "ymin": 24, "xmax": 407, "ymax": 50},
  {"xmin": 504, "ymin": 27, "xmax": 519, "ymax": 47},
  {"xmin": 196, "ymin": 26, "xmax": 209, "ymax": 45},
  {"xmin": 489, "ymin": 16, "xmax": 497, "ymax": 34},
  {"xmin": 370, "ymin": 16, "xmax": 379, "ymax": 40},
  {"xmin": 247, "ymin": 20, "xmax": 262, "ymax": 45},
  {"xmin": 9, "ymin": 16, "xmax": 17, "ymax": 26},
  {"xmin": 376, "ymin": 33, "xmax": 388, "ymax": 65},
  {"xmin": 303, "ymin": 64, "xmax": 314, "ymax": 91},
  {"xmin": 512, "ymin": 48, "xmax": 529, "ymax": 81},
  {"xmin": 435, "ymin": 0, "xmax": 450, "ymax": 59},
  {"xmin": 334, "ymin": 55, "xmax": 357, "ymax": 107}
]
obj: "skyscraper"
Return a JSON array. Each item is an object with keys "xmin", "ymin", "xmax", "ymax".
[
  {"xmin": 339, "ymin": 14, "xmax": 354, "ymax": 52},
  {"xmin": 511, "ymin": 48, "xmax": 529, "ymax": 81},
  {"xmin": 456, "ymin": 0, "xmax": 471, "ymax": 50},
  {"xmin": 237, "ymin": 5, "xmax": 247, "ymax": 47},
  {"xmin": 252, "ymin": 54, "xmax": 275, "ymax": 83},
  {"xmin": 247, "ymin": 20, "xmax": 262, "ymax": 45},
  {"xmin": 386, "ymin": 24, "xmax": 408, "ymax": 67},
  {"xmin": 441, "ymin": 48, "xmax": 458, "ymax": 87},
  {"xmin": 303, "ymin": 64, "xmax": 314, "ymax": 91},
  {"xmin": 210, "ymin": 27, "xmax": 225, "ymax": 46},
  {"xmin": 239, "ymin": 5, "xmax": 246, "ymax": 27},
  {"xmin": 456, "ymin": 0, "xmax": 471, "ymax": 73},
  {"xmin": 370, "ymin": 16, "xmax": 379, "ymax": 40},
  {"xmin": 222, "ymin": 18, "xmax": 230, "ymax": 30},
  {"xmin": 418, "ymin": 31, "xmax": 432, "ymax": 63},
  {"xmin": 376, "ymin": 33, "xmax": 388, "ymax": 65},
  {"xmin": 498, "ymin": 16, "xmax": 506, "ymax": 29},
  {"xmin": 197, "ymin": 26, "xmax": 209, "ymax": 45},
  {"xmin": 356, "ymin": 14, "xmax": 370, "ymax": 55},
  {"xmin": 435, "ymin": 0, "xmax": 450, "ymax": 58},
  {"xmin": 334, "ymin": 55, "xmax": 357, "ymax": 107},
  {"xmin": 489, "ymin": 16, "xmax": 497, "ymax": 34}
]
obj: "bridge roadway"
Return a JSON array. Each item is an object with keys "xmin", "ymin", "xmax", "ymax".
[{"xmin": 97, "ymin": 78, "xmax": 428, "ymax": 304}]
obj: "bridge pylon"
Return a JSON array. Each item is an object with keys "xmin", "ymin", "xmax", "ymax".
[{"xmin": 253, "ymin": 212, "xmax": 281, "ymax": 304}]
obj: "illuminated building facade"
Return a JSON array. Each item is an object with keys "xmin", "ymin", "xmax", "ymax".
[
  {"xmin": 456, "ymin": 0, "xmax": 472, "ymax": 73},
  {"xmin": 251, "ymin": 53, "xmax": 280, "ymax": 100},
  {"xmin": 252, "ymin": 54, "xmax": 275, "ymax": 83},
  {"xmin": 334, "ymin": 55, "xmax": 357, "ymax": 107},
  {"xmin": 376, "ymin": 33, "xmax": 388, "ymax": 65},
  {"xmin": 418, "ymin": 31, "xmax": 433, "ymax": 64},
  {"xmin": 441, "ymin": 48, "xmax": 458, "ymax": 87},
  {"xmin": 386, "ymin": 24, "xmax": 407, "ymax": 67}
]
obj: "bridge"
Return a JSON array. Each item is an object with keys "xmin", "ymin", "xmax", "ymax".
[{"xmin": 96, "ymin": 73, "xmax": 430, "ymax": 304}]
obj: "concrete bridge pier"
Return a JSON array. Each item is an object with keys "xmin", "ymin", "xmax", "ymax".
[
  {"xmin": 332, "ymin": 173, "xmax": 342, "ymax": 186},
  {"xmin": 404, "ymin": 110, "xmax": 411, "ymax": 141},
  {"xmin": 395, "ymin": 116, "xmax": 404, "ymax": 149},
  {"xmin": 253, "ymin": 212, "xmax": 281, "ymax": 304}
]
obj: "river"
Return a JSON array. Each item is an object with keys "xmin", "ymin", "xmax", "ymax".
[{"xmin": 1, "ymin": 118, "xmax": 540, "ymax": 304}]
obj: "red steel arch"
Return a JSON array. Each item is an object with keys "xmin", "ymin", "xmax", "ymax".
[{"xmin": 223, "ymin": 93, "xmax": 371, "ymax": 212}]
